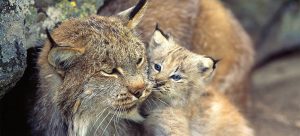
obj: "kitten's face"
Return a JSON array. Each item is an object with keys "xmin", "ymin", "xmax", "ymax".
[{"xmin": 147, "ymin": 29, "xmax": 217, "ymax": 105}]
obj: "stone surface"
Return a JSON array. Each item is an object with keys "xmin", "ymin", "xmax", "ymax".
[
  {"xmin": 0, "ymin": 0, "xmax": 105, "ymax": 99},
  {"xmin": 0, "ymin": 0, "xmax": 33, "ymax": 98}
]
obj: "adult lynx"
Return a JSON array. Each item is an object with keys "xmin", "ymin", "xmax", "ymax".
[{"xmin": 31, "ymin": 0, "xmax": 151, "ymax": 135}]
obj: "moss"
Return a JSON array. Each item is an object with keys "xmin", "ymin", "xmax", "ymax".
[
  {"xmin": 23, "ymin": 0, "xmax": 105, "ymax": 49},
  {"xmin": 42, "ymin": 0, "xmax": 104, "ymax": 30}
]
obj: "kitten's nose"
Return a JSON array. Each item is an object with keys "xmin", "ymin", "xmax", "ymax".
[{"xmin": 154, "ymin": 80, "xmax": 166, "ymax": 88}]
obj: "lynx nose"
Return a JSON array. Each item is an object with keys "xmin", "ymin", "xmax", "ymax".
[
  {"xmin": 129, "ymin": 85, "xmax": 145, "ymax": 99},
  {"xmin": 128, "ymin": 79, "xmax": 146, "ymax": 99}
]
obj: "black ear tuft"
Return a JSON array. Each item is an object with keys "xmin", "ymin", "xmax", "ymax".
[
  {"xmin": 46, "ymin": 28, "xmax": 58, "ymax": 48},
  {"xmin": 129, "ymin": 0, "xmax": 147, "ymax": 20},
  {"xmin": 205, "ymin": 56, "xmax": 221, "ymax": 69},
  {"xmin": 155, "ymin": 23, "xmax": 169, "ymax": 39},
  {"xmin": 212, "ymin": 59, "xmax": 220, "ymax": 69},
  {"xmin": 117, "ymin": 0, "xmax": 148, "ymax": 29}
]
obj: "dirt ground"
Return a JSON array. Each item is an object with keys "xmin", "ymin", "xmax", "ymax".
[{"xmin": 250, "ymin": 53, "xmax": 300, "ymax": 136}]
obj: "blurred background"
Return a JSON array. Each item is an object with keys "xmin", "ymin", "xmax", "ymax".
[
  {"xmin": 0, "ymin": 0, "xmax": 299, "ymax": 135},
  {"xmin": 226, "ymin": 1, "xmax": 300, "ymax": 135}
]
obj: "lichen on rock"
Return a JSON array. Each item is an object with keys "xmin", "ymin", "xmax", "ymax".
[{"xmin": 0, "ymin": 0, "xmax": 34, "ymax": 98}]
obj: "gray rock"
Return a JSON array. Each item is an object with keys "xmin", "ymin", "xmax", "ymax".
[{"xmin": 0, "ymin": 0, "xmax": 32, "ymax": 99}]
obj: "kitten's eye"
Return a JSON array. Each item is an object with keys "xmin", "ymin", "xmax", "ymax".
[
  {"xmin": 170, "ymin": 74, "xmax": 182, "ymax": 81},
  {"xmin": 137, "ymin": 58, "xmax": 143, "ymax": 66},
  {"xmin": 154, "ymin": 64, "xmax": 161, "ymax": 72}
]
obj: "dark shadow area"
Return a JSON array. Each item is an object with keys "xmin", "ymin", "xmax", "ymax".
[{"xmin": 0, "ymin": 47, "xmax": 40, "ymax": 136}]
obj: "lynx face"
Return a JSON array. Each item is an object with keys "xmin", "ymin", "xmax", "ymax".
[
  {"xmin": 42, "ymin": 0, "xmax": 151, "ymax": 122},
  {"xmin": 147, "ymin": 27, "xmax": 218, "ymax": 105}
]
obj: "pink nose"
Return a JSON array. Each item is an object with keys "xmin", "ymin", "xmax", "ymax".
[{"xmin": 128, "ymin": 80, "xmax": 145, "ymax": 98}]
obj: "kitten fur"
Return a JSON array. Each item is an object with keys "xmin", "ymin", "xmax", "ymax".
[{"xmin": 142, "ymin": 29, "xmax": 254, "ymax": 136}]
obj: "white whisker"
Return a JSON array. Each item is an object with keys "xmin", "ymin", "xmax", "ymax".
[
  {"xmin": 150, "ymin": 98, "xmax": 159, "ymax": 107},
  {"xmin": 101, "ymin": 111, "xmax": 116, "ymax": 136},
  {"xmin": 114, "ymin": 109, "xmax": 120, "ymax": 136},
  {"xmin": 91, "ymin": 107, "xmax": 109, "ymax": 130},
  {"xmin": 153, "ymin": 97, "xmax": 169, "ymax": 106},
  {"xmin": 146, "ymin": 99, "xmax": 154, "ymax": 109},
  {"xmin": 94, "ymin": 111, "xmax": 110, "ymax": 136}
]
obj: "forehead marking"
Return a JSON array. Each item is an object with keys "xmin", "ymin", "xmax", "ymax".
[{"xmin": 162, "ymin": 47, "xmax": 183, "ymax": 64}]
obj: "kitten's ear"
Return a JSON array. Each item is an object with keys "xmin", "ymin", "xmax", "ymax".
[
  {"xmin": 46, "ymin": 29, "xmax": 85, "ymax": 70},
  {"xmin": 195, "ymin": 56, "xmax": 219, "ymax": 80},
  {"xmin": 149, "ymin": 24, "xmax": 175, "ymax": 48},
  {"xmin": 148, "ymin": 25, "xmax": 176, "ymax": 56},
  {"xmin": 117, "ymin": 0, "xmax": 148, "ymax": 29},
  {"xmin": 152, "ymin": 24, "xmax": 170, "ymax": 45}
]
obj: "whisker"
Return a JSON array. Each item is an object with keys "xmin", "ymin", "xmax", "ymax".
[
  {"xmin": 150, "ymin": 98, "xmax": 159, "ymax": 107},
  {"xmin": 94, "ymin": 111, "xmax": 110, "ymax": 136},
  {"xmin": 151, "ymin": 89, "xmax": 161, "ymax": 92},
  {"xmin": 101, "ymin": 111, "xmax": 116, "ymax": 136},
  {"xmin": 146, "ymin": 99, "xmax": 154, "ymax": 109},
  {"xmin": 114, "ymin": 109, "xmax": 120, "ymax": 136},
  {"xmin": 153, "ymin": 97, "xmax": 169, "ymax": 106},
  {"xmin": 91, "ymin": 107, "xmax": 109, "ymax": 130},
  {"xmin": 145, "ymin": 101, "xmax": 151, "ymax": 111}
]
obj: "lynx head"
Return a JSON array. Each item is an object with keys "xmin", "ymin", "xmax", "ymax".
[
  {"xmin": 40, "ymin": 0, "xmax": 150, "ymax": 122},
  {"xmin": 147, "ymin": 25, "xmax": 219, "ymax": 106}
]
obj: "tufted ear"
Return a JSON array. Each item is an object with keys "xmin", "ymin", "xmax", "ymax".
[
  {"xmin": 194, "ymin": 56, "xmax": 220, "ymax": 83},
  {"xmin": 152, "ymin": 24, "xmax": 172, "ymax": 45},
  {"xmin": 117, "ymin": 0, "xmax": 148, "ymax": 29},
  {"xmin": 148, "ymin": 24, "xmax": 175, "ymax": 53},
  {"xmin": 46, "ymin": 29, "xmax": 84, "ymax": 70}
]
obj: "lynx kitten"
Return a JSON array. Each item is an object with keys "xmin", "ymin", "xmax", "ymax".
[{"xmin": 142, "ymin": 27, "xmax": 254, "ymax": 136}]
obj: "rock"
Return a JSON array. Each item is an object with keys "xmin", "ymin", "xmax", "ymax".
[{"xmin": 0, "ymin": 0, "xmax": 33, "ymax": 99}]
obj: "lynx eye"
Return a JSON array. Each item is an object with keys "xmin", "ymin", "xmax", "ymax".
[
  {"xmin": 154, "ymin": 63, "xmax": 161, "ymax": 72},
  {"xmin": 170, "ymin": 74, "xmax": 182, "ymax": 81},
  {"xmin": 100, "ymin": 68, "xmax": 122, "ymax": 78},
  {"xmin": 137, "ymin": 58, "xmax": 143, "ymax": 66}
]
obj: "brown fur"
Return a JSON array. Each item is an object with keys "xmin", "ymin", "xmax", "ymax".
[
  {"xmin": 31, "ymin": 1, "xmax": 151, "ymax": 135},
  {"xmin": 142, "ymin": 29, "xmax": 253, "ymax": 136},
  {"xmin": 99, "ymin": 0, "xmax": 255, "ymax": 110}
]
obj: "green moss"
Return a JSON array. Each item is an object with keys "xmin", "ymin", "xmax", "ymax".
[{"xmin": 43, "ymin": 0, "xmax": 103, "ymax": 29}]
